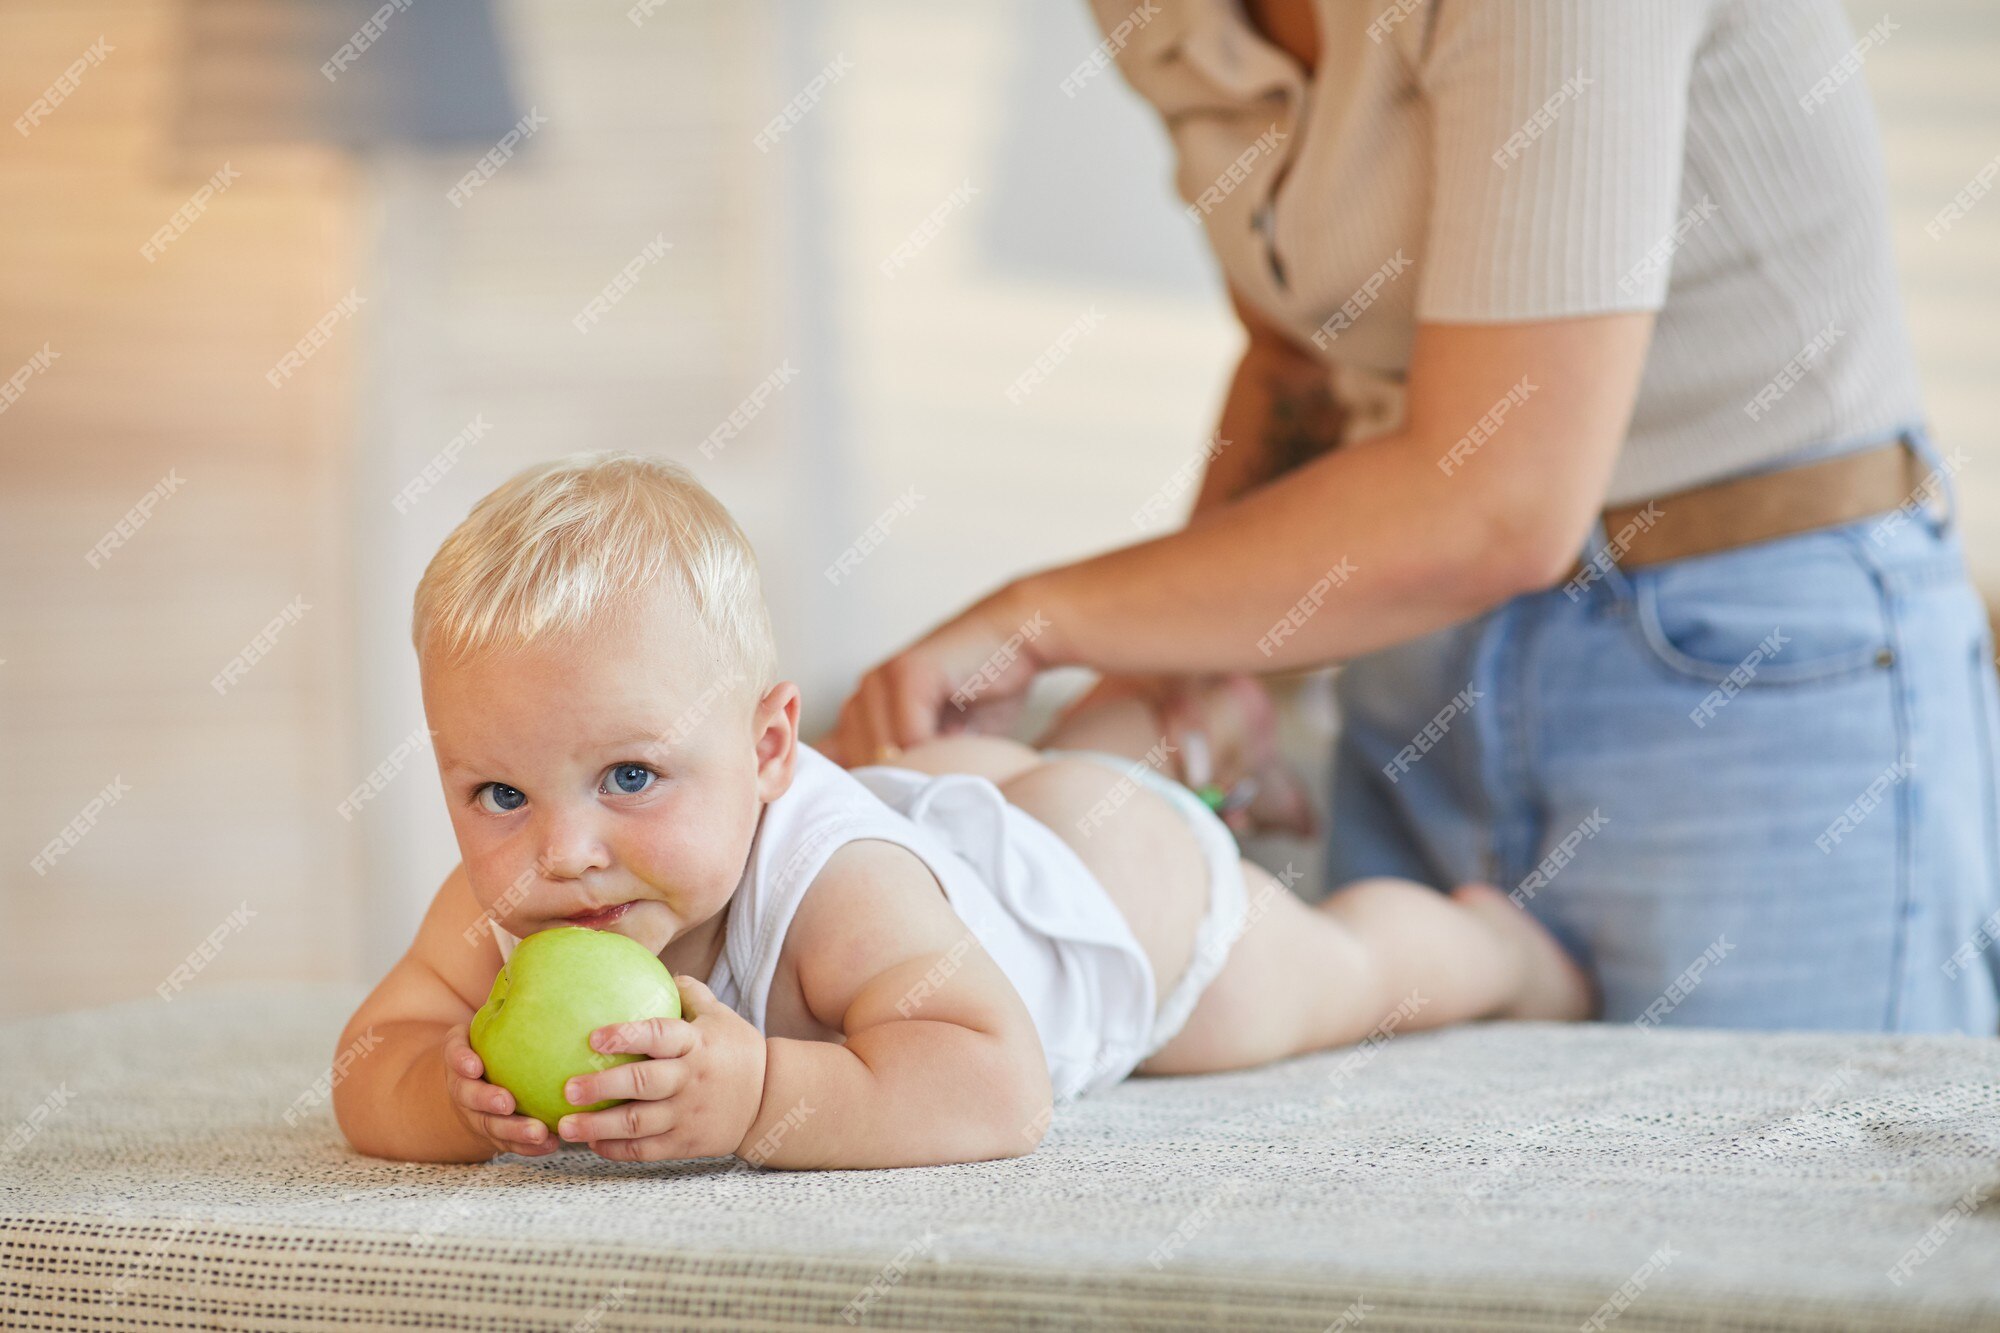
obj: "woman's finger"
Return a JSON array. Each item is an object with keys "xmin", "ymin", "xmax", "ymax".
[
  {"xmin": 884, "ymin": 653, "xmax": 948, "ymax": 751},
  {"xmin": 957, "ymin": 689, "xmax": 1026, "ymax": 737},
  {"xmin": 828, "ymin": 591, "xmax": 1045, "ymax": 765},
  {"xmin": 816, "ymin": 695, "xmax": 861, "ymax": 767},
  {"xmin": 829, "ymin": 668, "xmax": 893, "ymax": 766},
  {"xmin": 856, "ymin": 667, "xmax": 908, "ymax": 761}
]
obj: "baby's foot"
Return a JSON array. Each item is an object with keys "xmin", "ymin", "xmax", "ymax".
[{"xmin": 1449, "ymin": 882, "xmax": 1598, "ymax": 1021}]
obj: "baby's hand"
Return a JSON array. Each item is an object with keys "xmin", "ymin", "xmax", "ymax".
[
  {"xmin": 442, "ymin": 1022, "xmax": 558, "ymax": 1158},
  {"xmin": 555, "ymin": 977, "xmax": 767, "ymax": 1164}
]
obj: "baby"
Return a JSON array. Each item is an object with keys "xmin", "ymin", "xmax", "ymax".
[{"xmin": 333, "ymin": 452, "xmax": 1593, "ymax": 1168}]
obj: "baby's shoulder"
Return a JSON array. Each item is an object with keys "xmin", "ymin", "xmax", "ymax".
[
  {"xmin": 765, "ymin": 835, "xmax": 965, "ymax": 1025},
  {"xmin": 760, "ymin": 747, "xmax": 943, "ymax": 933},
  {"xmin": 788, "ymin": 836, "xmax": 951, "ymax": 946}
]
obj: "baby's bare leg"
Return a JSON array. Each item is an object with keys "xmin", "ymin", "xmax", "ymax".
[
  {"xmin": 880, "ymin": 734, "xmax": 1594, "ymax": 1078},
  {"xmin": 1140, "ymin": 872, "xmax": 1596, "ymax": 1075}
]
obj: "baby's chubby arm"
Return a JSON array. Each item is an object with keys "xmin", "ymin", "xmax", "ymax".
[
  {"xmin": 755, "ymin": 838, "xmax": 1053, "ymax": 1167},
  {"xmin": 331, "ymin": 864, "xmax": 547, "ymax": 1163},
  {"xmin": 560, "ymin": 839, "xmax": 1053, "ymax": 1168}
]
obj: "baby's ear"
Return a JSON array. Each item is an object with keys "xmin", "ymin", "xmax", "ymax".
[{"xmin": 753, "ymin": 681, "xmax": 801, "ymax": 801}]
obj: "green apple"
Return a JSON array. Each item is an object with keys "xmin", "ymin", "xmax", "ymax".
[{"xmin": 468, "ymin": 926, "xmax": 682, "ymax": 1132}]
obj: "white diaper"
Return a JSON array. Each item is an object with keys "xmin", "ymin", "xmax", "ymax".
[
  {"xmin": 852, "ymin": 748, "xmax": 1250, "ymax": 1099},
  {"xmin": 1038, "ymin": 748, "xmax": 1251, "ymax": 1063}
]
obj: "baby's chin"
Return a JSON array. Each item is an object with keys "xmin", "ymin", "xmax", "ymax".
[
  {"xmin": 568, "ymin": 899, "xmax": 678, "ymax": 958},
  {"xmin": 500, "ymin": 895, "xmax": 707, "ymax": 964},
  {"xmin": 609, "ymin": 908, "xmax": 675, "ymax": 958}
]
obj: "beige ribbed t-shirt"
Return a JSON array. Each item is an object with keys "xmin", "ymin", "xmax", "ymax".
[{"xmin": 1090, "ymin": 0, "xmax": 1925, "ymax": 505}]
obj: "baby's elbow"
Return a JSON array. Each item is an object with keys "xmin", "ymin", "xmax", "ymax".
[
  {"xmin": 329, "ymin": 1060, "xmax": 482, "ymax": 1164},
  {"xmin": 927, "ymin": 1024, "xmax": 1051, "ymax": 1163},
  {"xmin": 331, "ymin": 1085, "xmax": 405, "ymax": 1162},
  {"xmin": 1008, "ymin": 1089, "xmax": 1055, "ymax": 1159},
  {"xmin": 981, "ymin": 1039, "xmax": 1054, "ymax": 1161},
  {"xmin": 335, "ymin": 1110, "xmax": 486, "ymax": 1164},
  {"xmin": 331, "ymin": 1092, "xmax": 390, "ymax": 1161},
  {"xmin": 992, "ymin": 1089, "xmax": 1053, "ymax": 1161}
]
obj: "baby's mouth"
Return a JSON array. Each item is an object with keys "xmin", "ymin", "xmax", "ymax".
[{"xmin": 560, "ymin": 901, "xmax": 635, "ymax": 929}]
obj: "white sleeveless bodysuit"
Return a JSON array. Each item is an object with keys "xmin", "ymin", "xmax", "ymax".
[{"xmin": 489, "ymin": 744, "xmax": 1168, "ymax": 1100}]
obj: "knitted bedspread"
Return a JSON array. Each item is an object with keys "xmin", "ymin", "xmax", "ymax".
[{"xmin": 3, "ymin": 981, "xmax": 1997, "ymax": 1330}]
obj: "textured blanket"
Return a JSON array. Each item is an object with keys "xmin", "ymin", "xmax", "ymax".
[{"xmin": 3, "ymin": 981, "xmax": 1997, "ymax": 1330}]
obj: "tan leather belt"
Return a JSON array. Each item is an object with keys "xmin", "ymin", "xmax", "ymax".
[{"xmin": 1567, "ymin": 437, "xmax": 1927, "ymax": 578}]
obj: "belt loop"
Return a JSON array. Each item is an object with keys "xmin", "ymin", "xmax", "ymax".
[
  {"xmin": 1901, "ymin": 423, "xmax": 1956, "ymax": 536},
  {"xmin": 1564, "ymin": 516, "xmax": 1634, "ymax": 608}
]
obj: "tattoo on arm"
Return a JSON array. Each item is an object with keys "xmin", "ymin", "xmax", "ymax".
[{"xmin": 1257, "ymin": 375, "xmax": 1347, "ymax": 490}]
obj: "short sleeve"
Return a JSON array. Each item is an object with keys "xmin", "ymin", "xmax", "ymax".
[{"xmin": 1415, "ymin": 0, "xmax": 1713, "ymax": 322}]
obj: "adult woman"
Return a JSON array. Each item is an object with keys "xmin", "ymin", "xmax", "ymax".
[{"xmin": 822, "ymin": 0, "xmax": 2000, "ymax": 1033}]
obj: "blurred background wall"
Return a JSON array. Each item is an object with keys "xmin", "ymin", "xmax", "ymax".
[{"xmin": 1, "ymin": 0, "xmax": 1994, "ymax": 1018}]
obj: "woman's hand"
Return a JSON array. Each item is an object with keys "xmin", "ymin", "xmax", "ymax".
[
  {"xmin": 819, "ymin": 583, "xmax": 1052, "ymax": 767},
  {"xmin": 554, "ymin": 977, "xmax": 768, "ymax": 1163},
  {"xmin": 815, "ymin": 287, "xmax": 1330, "ymax": 773}
]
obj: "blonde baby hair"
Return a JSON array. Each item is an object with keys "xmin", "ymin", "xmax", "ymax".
[{"xmin": 411, "ymin": 450, "xmax": 778, "ymax": 695}]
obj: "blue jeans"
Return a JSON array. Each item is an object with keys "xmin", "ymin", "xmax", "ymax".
[{"xmin": 1327, "ymin": 426, "xmax": 2000, "ymax": 1033}]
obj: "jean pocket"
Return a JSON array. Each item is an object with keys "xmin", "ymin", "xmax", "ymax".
[{"xmin": 1630, "ymin": 528, "xmax": 1894, "ymax": 687}]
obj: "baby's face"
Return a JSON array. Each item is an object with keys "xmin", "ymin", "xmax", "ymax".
[{"xmin": 421, "ymin": 593, "xmax": 795, "ymax": 963}]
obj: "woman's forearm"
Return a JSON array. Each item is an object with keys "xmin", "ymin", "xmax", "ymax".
[
  {"xmin": 1057, "ymin": 337, "xmax": 1341, "ymax": 713},
  {"xmin": 1188, "ymin": 340, "xmax": 1346, "ymax": 517},
  {"xmin": 1006, "ymin": 317, "xmax": 1650, "ymax": 679},
  {"xmin": 1012, "ymin": 427, "xmax": 1523, "ymax": 677},
  {"xmin": 818, "ymin": 316, "xmax": 1645, "ymax": 763}
]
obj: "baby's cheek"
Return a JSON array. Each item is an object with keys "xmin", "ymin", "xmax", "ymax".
[
  {"xmin": 650, "ymin": 804, "xmax": 745, "ymax": 897},
  {"xmin": 470, "ymin": 856, "xmax": 538, "ymax": 928}
]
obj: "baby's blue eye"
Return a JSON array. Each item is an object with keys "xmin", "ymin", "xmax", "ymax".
[
  {"xmin": 478, "ymin": 783, "xmax": 526, "ymax": 814},
  {"xmin": 608, "ymin": 764, "xmax": 654, "ymax": 795}
]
